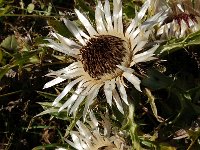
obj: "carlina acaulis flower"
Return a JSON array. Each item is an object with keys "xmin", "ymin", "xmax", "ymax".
[
  {"xmin": 56, "ymin": 111, "xmax": 131, "ymax": 150},
  {"xmin": 150, "ymin": 0, "xmax": 200, "ymax": 38},
  {"xmin": 43, "ymin": 0, "xmax": 166, "ymax": 118}
]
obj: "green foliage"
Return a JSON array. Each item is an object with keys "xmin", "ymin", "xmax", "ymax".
[
  {"xmin": 156, "ymin": 30, "xmax": 200, "ymax": 56},
  {"xmin": 0, "ymin": 0, "xmax": 74, "ymax": 149}
]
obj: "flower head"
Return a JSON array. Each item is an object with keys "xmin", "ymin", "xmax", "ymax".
[
  {"xmin": 151, "ymin": 0, "xmax": 200, "ymax": 38},
  {"xmin": 59, "ymin": 111, "xmax": 130, "ymax": 150},
  {"xmin": 43, "ymin": 0, "xmax": 165, "ymax": 117}
]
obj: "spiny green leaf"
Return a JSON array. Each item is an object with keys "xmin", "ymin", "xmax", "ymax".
[
  {"xmin": 36, "ymin": 102, "xmax": 71, "ymax": 120},
  {"xmin": 35, "ymin": 106, "xmax": 70, "ymax": 121},
  {"xmin": 156, "ymin": 30, "xmax": 200, "ymax": 56}
]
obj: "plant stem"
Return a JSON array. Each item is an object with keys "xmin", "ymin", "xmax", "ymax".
[{"xmin": 128, "ymin": 103, "xmax": 143, "ymax": 150}]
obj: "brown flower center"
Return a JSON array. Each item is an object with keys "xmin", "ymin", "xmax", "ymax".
[{"xmin": 80, "ymin": 35, "xmax": 127, "ymax": 79}]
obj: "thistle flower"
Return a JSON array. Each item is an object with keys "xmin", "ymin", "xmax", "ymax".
[
  {"xmin": 43, "ymin": 0, "xmax": 166, "ymax": 117},
  {"xmin": 151, "ymin": 0, "xmax": 200, "ymax": 38},
  {"xmin": 58, "ymin": 111, "xmax": 131, "ymax": 150}
]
